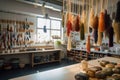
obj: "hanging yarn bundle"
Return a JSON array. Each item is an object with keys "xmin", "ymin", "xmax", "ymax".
[
  {"xmin": 67, "ymin": 36, "xmax": 72, "ymax": 51},
  {"xmin": 115, "ymin": 1, "xmax": 120, "ymax": 22},
  {"xmin": 80, "ymin": 23, "xmax": 85, "ymax": 40},
  {"xmin": 86, "ymin": 35, "xmax": 91, "ymax": 54},
  {"xmin": 93, "ymin": 29, "xmax": 98, "ymax": 44},
  {"xmin": 92, "ymin": 16, "xmax": 98, "ymax": 30},
  {"xmin": 113, "ymin": 1, "xmax": 120, "ymax": 43},
  {"xmin": 75, "ymin": 15, "xmax": 80, "ymax": 32},
  {"xmin": 98, "ymin": 12, "xmax": 105, "ymax": 32},
  {"xmin": 106, "ymin": 26, "xmax": 114, "ymax": 47},
  {"xmin": 89, "ymin": 8, "xmax": 95, "ymax": 28}
]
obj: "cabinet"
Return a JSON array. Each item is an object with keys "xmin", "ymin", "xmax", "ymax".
[
  {"xmin": 0, "ymin": 49, "xmax": 61, "ymax": 69},
  {"xmin": 31, "ymin": 49, "xmax": 61, "ymax": 67},
  {"xmin": 67, "ymin": 49, "xmax": 113, "ymax": 62}
]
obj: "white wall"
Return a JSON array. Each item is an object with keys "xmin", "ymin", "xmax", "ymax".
[{"xmin": 0, "ymin": 0, "xmax": 62, "ymax": 64}]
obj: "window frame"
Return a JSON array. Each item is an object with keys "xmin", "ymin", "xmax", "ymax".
[{"xmin": 36, "ymin": 16, "xmax": 62, "ymax": 43}]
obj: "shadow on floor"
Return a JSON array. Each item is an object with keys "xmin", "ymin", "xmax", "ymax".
[{"xmin": 0, "ymin": 59, "xmax": 78, "ymax": 80}]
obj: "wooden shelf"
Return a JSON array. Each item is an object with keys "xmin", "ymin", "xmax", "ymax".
[
  {"xmin": 31, "ymin": 50, "xmax": 61, "ymax": 67},
  {"xmin": 33, "ymin": 60, "xmax": 60, "ymax": 65}
]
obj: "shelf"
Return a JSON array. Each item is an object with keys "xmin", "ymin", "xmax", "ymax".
[
  {"xmin": 33, "ymin": 60, "xmax": 60, "ymax": 65},
  {"xmin": 31, "ymin": 50, "xmax": 61, "ymax": 67}
]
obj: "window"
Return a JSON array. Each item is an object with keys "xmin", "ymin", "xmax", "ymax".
[{"xmin": 37, "ymin": 17, "xmax": 62, "ymax": 43}]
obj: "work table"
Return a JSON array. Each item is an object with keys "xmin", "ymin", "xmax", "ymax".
[
  {"xmin": 0, "ymin": 49, "xmax": 61, "ymax": 56},
  {"xmin": 0, "ymin": 49, "xmax": 61, "ymax": 67},
  {"xmin": 9, "ymin": 57, "xmax": 120, "ymax": 80}
]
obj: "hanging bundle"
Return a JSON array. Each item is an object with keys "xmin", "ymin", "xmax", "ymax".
[
  {"xmin": 113, "ymin": 21, "xmax": 120, "ymax": 43},
  {"xmin": 66, "ymin": 0, "xmax": 73, "ymax": 37},
  {"xmin": 86, "ymin": 35, "xmax": 90, "ymax": 54},
  {"xmin": 81, "ymin": 11, "xmax": 86, "ymax": 24},
  {"xmin": 72, "ymin": 16, "xmax": 76, "ymax": 31},
  {"xmin": 106, "ymin": 27, "xmax": 114, "ymax": 47},
  {"xmin": 97, "ymin": 31, "xmax": 103, "ymax": 46},
  {"xmin": 71, "ymin": 0, "xmax": 75, "ymax": 31},
  {"xmin": 80, "ymin": 23, "xmax": 85, "ymax": 40},
  {"xmin": 81, "ymin": 0, "xmax": 86, "ymax": 24},
  {"xmin": 104, "ymin": 0, "xmax": 109, "ymax": 29},
  {"xmin": 104, "ymin": 10, "xmax": 110, "ymax": 30},
  {"xmin": 75, "ymin": 15, "xmax": 80, "ymax": 32},
  {"xmin": 66, "ymin": 20, "xmax": 72, "ymax": 37},
  {"xmin": 112, "ymin": 1, "xmax": 120, "ymax": 43},
  {"xmin": 43, "ymin": 25, "xmax": 47, "ymax": 33},
  {"xmin": 62, "ymin": 13, "xmax": 65, "ymax": 28},
  {"xmin": 92, "ymin": 16, "xmax": 98, "ymax": 30},
  {"xmin": 93, "ymin": 29, "xmax": 98, "ymax": 44},
  {"xmin": 96, "ymin": 12, "xmax": 104, "ymax": 46},
  {"xmin": 98, "ymin": 12, "xmax": 105, "ymax": 32},
  {"xmin": 89, "ymin": 8, "xmax": 95, "ymax": 28},
  {"xmin": 104, "ymin": 13, "xmax": 111, "ymax": 37},
  {"xmin": 67, "ymin": 36, "xmax": 72, "ymax": 51},
  {"xmin": 61, "ymin": 0, "xmax": 65, "ymax": 28},
  {"xmin": 115, "ymin": 1, "xmax": 120, "ymax": 22}
]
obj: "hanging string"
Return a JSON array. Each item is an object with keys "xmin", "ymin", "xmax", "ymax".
[
  {"xmin": 95, "ymin": 0, "xmax": 98, "ymax": 15},
  {"xmin": 101, "ymin": 0, "xmax": 103, "ymax": 11},
  {"xmin": 70, "ymin": 0, "xmax": 72, "ymax": 13},
  {"xmin": 68, "ymin": 0, "xmax": 71, "ymax": 12},
  {"xmin": 74, "ymin": 0, "xmax": 76, "ymax": 14},
  {"xmin": 82, "ymin": 0, "xmax": 85, "ymax": 11},
  {"xmin": 106, "ymin": 0, "xmax": 108, "ymax": 9},
  {"xmin": 88, "ymin": 0, "xmax": 91, "ymax": 35},
  {"xmin": 78, "ymin": 0, "xmax": 80, "ymax": 14},
  {"xmin": 77, "ymin": 0, "xmax": 79, "ymax": 14},
  {"xmin": 71, "ymin": 0, "xmax": 73, "ymax": 14},
  {"xmin": 76, "ymin": 0, "xmax": 78, "ymax": 14},
  {"xmin": 85, "ymin": 0, "xmax": 87, "ymax": 15},
  {"xmin": 63, "ymin": 0, "xmax": 64, "ymax": 13},
  {"xmin": 67, "ymin": 0, "xmax": 69, "ymax": 12},
  {"xmin": 92, "ymin": 0, "xmax": 93, "ymax": 8},
  {"xmin": 73, "ymin": 0, "xmax": 75, "ymax": 15},
  {"xmin": 111, "ymin": 0, "xmax": 115, "ymax": 17}
]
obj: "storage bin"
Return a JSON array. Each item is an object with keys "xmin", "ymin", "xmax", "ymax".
[{"xmin": 10, "ymin": 58, "xmax": 20, "ymax": 69}]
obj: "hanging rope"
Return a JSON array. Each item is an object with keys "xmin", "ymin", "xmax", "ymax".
[
  {"xmin": 82, "ymin": 0, "xmax": 85, "ymax": 11},
  {"xmin": 95, "ymin": 0, "xmax": 98, "ymax": 15},
  {"xmin": 101, "ymin": 0, "xmax": 103, "ymax": 11},
  {"xmin": 78, "ymin": 0, "xmax": 80, "ymax": 14},
  {"xmin": 106, "ymin": 0, "xmax": 108, "ymax": 9}
]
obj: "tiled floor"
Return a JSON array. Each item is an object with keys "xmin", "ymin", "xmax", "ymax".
[{"xmin": 0, "ymin": 59, "xmax": 78, "ymax": 80}]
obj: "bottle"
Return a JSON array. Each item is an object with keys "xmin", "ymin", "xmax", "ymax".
[{"xmin": 81, "ymin": 60, "xmax": 88, "ymax": 71}]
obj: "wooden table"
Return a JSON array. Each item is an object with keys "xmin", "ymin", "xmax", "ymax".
[
  {"xmin": 0, "ymin": 49, "xmax": 61, "ymax": 67},
  {"xmin": 9, "ymin": 57, "xmax": 120, "ymax": 80}
]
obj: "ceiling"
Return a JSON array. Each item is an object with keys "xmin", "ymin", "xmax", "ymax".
[
  {"xmin": 16, "ymin": 0, "xmax": 119, "ymax": 13},
  {"xmin": 16, "ymin": 0, "xmax": 63, "ymax": 12}
]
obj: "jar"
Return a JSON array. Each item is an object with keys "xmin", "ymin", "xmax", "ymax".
[{"xmin": 81, "ymin": 60, "xmax": 88, "ymax": 71}]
